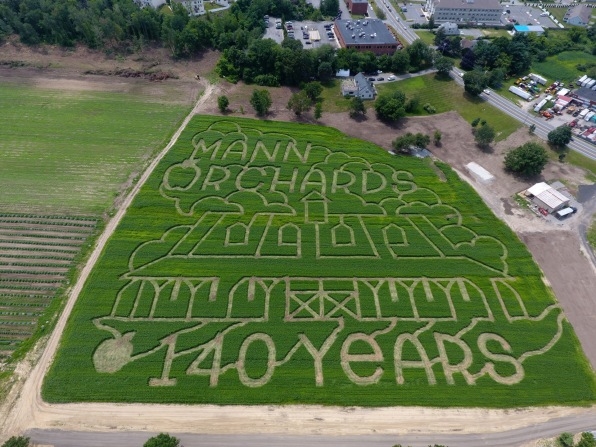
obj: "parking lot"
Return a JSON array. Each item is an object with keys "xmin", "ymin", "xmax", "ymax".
[
  {"xmin": 401, "ymin": 1, "xmax": 429, "ymax": 24},
  {"xmin": 500, "ymin": 4, "xmax": 559, "ymax": 28},
  {"xmin": 263, "ymin": 19, "xmax": 340, "ymax": 49}
]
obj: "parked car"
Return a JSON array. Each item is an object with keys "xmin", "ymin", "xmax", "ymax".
[
  {"xmin": 377, "ymin": 77, "xmax": 384, "ymax": 81},
  {"xmin": 368, "ymin": 77, "xmax": 375, "ymax": 81},
  {"xmin": 387, "ymin": 75, "xmax": 396, "ymax": 81}
]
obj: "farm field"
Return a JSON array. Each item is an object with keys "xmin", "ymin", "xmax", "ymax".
[
  {"xmin": 532, "ymin": 51, "xmax": 596, "ymax": 85},
  {"xmin": 0, "ymin": 214, "xmax": 97, "ymax": 358},
  {"xmin": 376, "ymin": 74, "xmax": 521, "ymax": 141},
  {"xmin": 0, "ymin": 81, "xmax": 192, "ymax": 215},
  {"xmin": 43, "ymin": 116, "xmax": 596, "ymax": 407}
]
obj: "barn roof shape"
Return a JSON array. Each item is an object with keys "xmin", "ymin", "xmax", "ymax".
[
  {"xmin": 527, "ymin": 182, "xmax": 569, "ymax": 210},
  {"xmin": 354, "ymin": 72, "xmax": 376, "ymax": 97},
  {"xmin": 334, "ymin": 19, "xmax": 397, "ymax": 46}
]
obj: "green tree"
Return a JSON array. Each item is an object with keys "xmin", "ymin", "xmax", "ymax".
[
  {"xmin": 303, "ymin": 81, "xmax": 323, "ymax": 102},
  {"xmin": 1, "ymin": 436, "xmax": 30, "ymax": 447},
  {"xmin": 406, "ymin": 39, "xmax": 432, "ymax": 71},
  {"xmin": 143, "ymin": 433, "xmax": 181, "ymax": 447},
  {"xmin": 558, "ymin": 432, "xmax": 574, "ymax": 447},
  {"xmin": 474, "ymin": 123, "xmax": 495, "ymax": 148},
  {"xmin": 287, "ymin": 91, "xmax": 312, "ymax": 116},
  {"xmin": 217, "ymin": 95, "xmax": 229, "ymax": 113},
  {"xmin": 504, "ymin": 142, "xmax": 549, "ymax": 176},
  {"xmin": 314, "ymin": 102, "xmax": 323, "ymax": 119},
  {"xmin": 391, "ymin": 50, "xmax": 410, "ymax": 74},
  {"xmin": 433, "ymin": 129, "xmax": 442, "ymax": 146},
  {"xmin": 392, "ymin": 132, "xmax": 430, "ymax": 153},
  {"xmin": 349, "ymin": 96, "xmax": 366, "ymax": 118},
  {"xmin": 487, "ymin": 67, "xmax": 505, "ymax": 88},
  {"xmin": 375, "ymin": 90, "xmax": 407, "ymax": 122},
  {"xmin": 578, "ymin": 432, "xmax": 596, "ymax": 447},
  {"xmin": 548, "ymin": 125, "xmax": 572, "ymax": 148},
  {"xmin": 434, "ymin": 55, "xmax": 453, "ymax": 75},
  {"xmin": 321, "ymin": 0, "xmax": 340, "ymax": 16},
  {"xmin": 463, "ymin": 71, "xmax": 488, "ymax": 96},
  {"xmin": 250, "ymin": 89, "xmax": 272, "ymax": 116}
]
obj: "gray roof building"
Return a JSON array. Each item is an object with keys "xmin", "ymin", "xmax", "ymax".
[
  {"xmin": 354, "ymin": 73, "xmax": 377, "ymax": 99},
  {"xmin": 565, "ymin": 5, "xmax": 591, "ymax": 26},
  {"xmin": 334, "ymin": 19, "xmax": 401, "ymax": 55},
  {"xmin": 428, "ymin": 0, "xmax": 502, "ymax": 24}
]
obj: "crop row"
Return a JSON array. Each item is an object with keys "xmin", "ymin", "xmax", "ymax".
[
  {"xmin": 0, "ymin": 225, "xmax": 94, "ymax": 235},
  {"xmin": 0, "ymin": 230, "xmax": 88, "ymax": 240},
  {"xmin": 0, "ymin": 247, "xmax": 78, "ymax": 255},
  {"xmin": 0, "ymin": 213, "xmax": 97, "ymax": 223},
  {"xmin": 0, "ymin": 239, "xmax": 82, "ymax": 248},
  {"xmin": 1, "ymin": 261, "xmax": 71, "ymax": 268}
]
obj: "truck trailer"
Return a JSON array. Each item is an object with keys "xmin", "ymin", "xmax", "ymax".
[
  {"xmin": 509, "ymin": 86, "xmax": 532, "ymax": 101},
  {"xmin": 529, "ymin": 73, "xmax": 547, "ymax": 85}
]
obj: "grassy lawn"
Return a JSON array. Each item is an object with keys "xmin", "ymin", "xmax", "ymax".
[
  {"xmin": 415, "ymin": 30, "xmax": 436, "ymax": 45},
  {"xmin": 378, "ymin": 74, "xmax": 521, "ymax": 140},
  {"xmin": 0, "ymin": 83, "xmax": 193, "ymax": 215},
  {"xmin": 588, "ymin": 219, "xmax": 596, "ymax": 251},
  {"xmin": 545, "ymin": 6, "xmax": 567, "ymax": 23},
  {"xmin": 480, "ymin": 28, "xmax": 513, "ymax": 38},
  {"xmin": 43, "ymin": 115, "xmax": 596, "ymax": 407},
  {"xmin": 532, "ymin": 51, "xmax": 596, "ymax": 84}
]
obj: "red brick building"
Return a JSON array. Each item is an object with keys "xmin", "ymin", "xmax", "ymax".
[
  {"xmin": 345, "ymin": 0, "xmax": 369, "ymax": 14},
  {"xmin": 334, "ymin": 19, "xmax": 401, "ymax": 55}
]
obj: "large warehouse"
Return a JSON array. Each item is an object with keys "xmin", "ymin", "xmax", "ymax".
[{"xmin": 334, "ymin": 19, "xmax": 400, "ymax": 55}]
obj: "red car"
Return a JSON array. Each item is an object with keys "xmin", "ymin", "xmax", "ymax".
[{"xmin": 539, "ymin": 208, "xmax": 548, "ymax": 216}]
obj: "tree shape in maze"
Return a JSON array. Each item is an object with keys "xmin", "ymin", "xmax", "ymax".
[{"xmin": 91, "ymin": 120, "xmax": 565, "ymax": 391}]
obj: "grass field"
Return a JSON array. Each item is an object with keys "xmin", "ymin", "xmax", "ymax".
[
  {"xmin": 377, "ymin": 74, "xmax": 521, "ymax": 141},
  {"xmin": 414, "ymin": 30, "xmax": 435, "ymax": 45},
  {"xmin": 532, "ymin": 51, "xmax": 596, "ymax": 84},
  {"xmin": 0, "ymin": 83, "xmax": 192, "ymax": 215},
  {"xmin": 42, "ymin": 116, "xmax": 596, "ymax": 407}
]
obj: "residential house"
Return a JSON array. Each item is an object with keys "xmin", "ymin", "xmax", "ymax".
[{"xmin": 564, "ymin": 5, "xmax": 591, "ymax": 26}]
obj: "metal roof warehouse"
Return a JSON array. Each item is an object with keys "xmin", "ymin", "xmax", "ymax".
[
  {"xmin": 334, "ymin": 19, "xmax": 400, "ymax": 55},
  {"xmin": 526, "ymin": 182, "xmax": 570, "ymax": 213}
]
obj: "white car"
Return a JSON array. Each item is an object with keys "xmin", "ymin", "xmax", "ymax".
[
  {"xmin": 387, "ymin": 75, "xmax": 396, "ymax": 81},
  {"xmin": 483, "ymin": 89, "xmax": 490, "ymax": 94}
]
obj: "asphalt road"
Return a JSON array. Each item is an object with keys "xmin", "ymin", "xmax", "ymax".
[
  {"xmin": 450, "ymin": 69, "xmax": 596, "ymax": 161},
  {"xmin": 25, "ymin": 410, "xmax": 596, "ymax": 447},
  {"xmin": 378, "ymin": 2, "xmax": 418, "ymax": 44}
]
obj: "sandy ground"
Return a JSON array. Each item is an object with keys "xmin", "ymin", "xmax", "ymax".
[{"xmin": 1, "ymin": 42, "xmax": 596, "ymax": 443}]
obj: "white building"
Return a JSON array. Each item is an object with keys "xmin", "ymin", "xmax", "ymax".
[
  {"xmin": 437, "ymin": 22, "xmax": 460, "ymax": 35},
  {"xmin": 172, "ymin": 0, "xmax": 205, "ymax": 16},
  {"xmin": 526, "ymin": 182, "xmax": 570, "ymax": 213},
  {"xmin": 427, "ymin": 0, "xmax": 502, "ymax": 24}
]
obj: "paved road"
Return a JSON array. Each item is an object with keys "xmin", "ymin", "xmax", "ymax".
[
  {"xmin": 450, "ymin": 68, "xmax": 596, "ymax": 161},
  {"xmin": 25, "ymin": 410, "xmax": 596, "ymax": 447},
  {"xmin": 378, "ymin": 1, "xmax": 418, "ymax": 44}
]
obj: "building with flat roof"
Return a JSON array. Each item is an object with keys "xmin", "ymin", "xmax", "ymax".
[
  {"xmin": 427, "ymin": 0, "xmax": 502, "ymax": 24},
  {"xmin": 345, "ymin": 0, "xmax": 369, "ymax": 14},
  {"xmin": 334, "ymin": 19, "xmax": 400, "ymax": 55},
  {"xmin": 565, "ymin": 4, "xmax": 591, "ymax": 26},
  {"xmin": 526, "ymin": 182, "xmax": 570, "ymax": 213},
  {"xmin": 571, "ymin": 87, "xmax": 596, "ymax": 107},
  {"xmin": 513, "ymin": 25, "xmax": 545, "ymax": 35}
]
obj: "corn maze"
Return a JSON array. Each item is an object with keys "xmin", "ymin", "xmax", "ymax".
[
  {"xmin": 43, "ymin": 117, "xmax": 596, "ymax": 406},
  {"xmin": 0, "ymin": 214, "xmax": 97, "ymax": 358}
]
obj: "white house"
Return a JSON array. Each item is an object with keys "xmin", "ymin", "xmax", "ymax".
[
  {"xmin": 341, "ymin": 73, "xmax": 377, "ymax": 99},
  {"xmin": 438, "ymin": 22, "xmax": 459, "ymax": 35}
]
